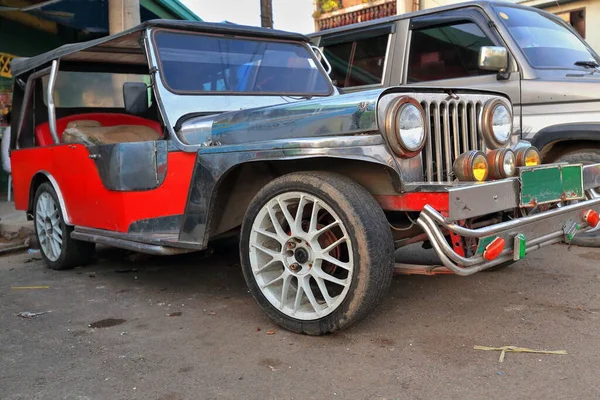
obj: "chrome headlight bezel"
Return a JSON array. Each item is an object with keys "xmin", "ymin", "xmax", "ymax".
[
  {"xmin": 480, "ymin": 98, "xmax": 513, "ymax": 149},
  {"xmin": 384, "ymin": 97, "xmax": 427, "ymax": 158}
]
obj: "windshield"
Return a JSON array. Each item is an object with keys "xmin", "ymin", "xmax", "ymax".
[
  {"xmin": 494, "ymin": 5, "xmax": 599, "ymax": 69},
  {"xmin": 153, "ymin": 31, "xmax": 332, "ymax": 96}
]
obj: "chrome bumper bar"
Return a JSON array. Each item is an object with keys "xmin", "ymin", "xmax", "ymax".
[{"xmin": 416, "ymin": 197, "xmax": 600, "ymax": 276}]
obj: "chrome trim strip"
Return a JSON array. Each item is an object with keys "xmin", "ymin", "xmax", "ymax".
[
  {"xmin": 71, "ymin": 231, "xmax": 195, "ymax": 255},
  {"xmin": 38, "ymin": 171, "xmax": 71, "ymax": 225},
  {"xmin": 46, "ymin": 59, "xmax": 60, "ymax": 145}
]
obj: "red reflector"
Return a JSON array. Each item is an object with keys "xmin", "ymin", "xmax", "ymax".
[
  {"xmin": 483, "ymin": 237, "xmax": 506, "ymax": 261},
  {"xmin": 584, "ymin": 210, "xmax": 600, "ymax": 228}
]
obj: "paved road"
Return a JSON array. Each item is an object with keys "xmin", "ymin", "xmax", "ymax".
[{"xmin": 2, "ymin": 243, "xmax": 600, "ymax": 400}]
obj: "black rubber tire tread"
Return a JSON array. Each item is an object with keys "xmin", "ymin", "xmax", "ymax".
[
  {"xmin": 554, "ymin": 149, "xmax": 600, "ymax": 247},
  {"xmin": 34, "ymin": 182, "xmax": 96, "ymax": 270},
  {"xmin": 240, "ymin": 171, "xmax": 394, "ymax": 335}
]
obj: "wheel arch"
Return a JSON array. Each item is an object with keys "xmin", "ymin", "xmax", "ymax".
[
  {"xmin": 28, "ymin": 171, "xmax": 72, "ymax": 225},
  {"xmin": 182, "ymin": 156, "xmax": 401, "ymax": 246},
  {"xmin": 531, "ymin": 124, "xmax": 600, "ymax": 162}
]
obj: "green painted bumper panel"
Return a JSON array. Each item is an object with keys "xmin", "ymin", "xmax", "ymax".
[{"xmin": 520, "ymin": 164, "xmax": 584, "ymax": 206}]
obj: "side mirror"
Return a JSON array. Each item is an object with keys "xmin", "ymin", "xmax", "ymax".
[
  {"xmin": 478, "ymin": 46, "xmax": 508, "ymax": 72},
  {"xmin": 123, "ymin": 82, "xmax": 149, "ymax": 116}
]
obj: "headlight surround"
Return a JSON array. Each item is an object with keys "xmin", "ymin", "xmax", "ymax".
[
  {"xmin": 453, "ymin": 150, "xmax": 489, "ymax": 182},
  {"xmin": 487, "ymin": 148, "xmax": 517, "ymax": 179},
  {"xmin": 515, "ymin": 146, "xmax": 541, "ymax": 167},
  {"xmin": 480, "ymin": 99, "xmax": 513, "ymax": 148},
  {"xmin": 384, "ymin": 97, "xmax": 426, "ymax": 158}
]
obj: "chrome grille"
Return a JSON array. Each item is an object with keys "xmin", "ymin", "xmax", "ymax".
[{"xmin": 422, "ymin": 99, "xmax": 485, "ymax": 182}]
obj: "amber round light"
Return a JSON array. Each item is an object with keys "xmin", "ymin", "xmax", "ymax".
[
  {"xmin": 515, "ymin": 146, "xmax": 541, "ymax": 167},
  {"xmin": 453, "ymin": 150, "xmax": 489, "ymax": 182}
]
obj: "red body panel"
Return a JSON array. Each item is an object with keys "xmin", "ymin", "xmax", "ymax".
[
  {"xmin": 374, "ymin": 192, "xmax": 449, "ymax": 214},
  {"xmin": 35, "ymin": 113, "xmax": 163, "ymax": 146},
  {"xmin": 11, "ymin": 144, "xmax": 195, "ymax": 232}
]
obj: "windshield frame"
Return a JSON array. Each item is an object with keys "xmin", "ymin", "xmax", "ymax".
[
  {"xmin": 150, "ymin": 28, "xmax": 334, "ymax": 97},
  {"xmin": 490, "ymin": 3, "xmax": 600, "ymax": 71}
]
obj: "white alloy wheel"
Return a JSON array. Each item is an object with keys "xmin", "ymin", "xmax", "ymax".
[
  {"xmin": 35, "ymin": 191, "xmax": 63, "ymax": 262},
  {"xmin": 249, "ymin": 191, "xmax": 353, "ymax": 320}
]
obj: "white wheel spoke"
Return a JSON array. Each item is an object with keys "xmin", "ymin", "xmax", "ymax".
[
  {"xmin": 314, "ymin": 276, "xmax": 334, "ymax": 307},
  {"xmin": 280, "ymin": 274, "xmax": 292, "ymax": 310},
  {"xmin": 308, "ymin": 200, "xmax": 320, "ymax": 234},
  {"xmin": 255, "ymin": 256, "xmax": 283, "ymax": 274},
  {"xmin": 322, "ymin": 236, "xmax": 347, "ymax": 254},
  {"xmin": 52, "ymin": 230, "xmax": 63, "ymax": 245},
  {"xmin": 301, "ymin": 276, "xmax": 322, "ymax": 315},
  {"xmin": 254, "ymin": 227, "xmax": 281, "ymax": 242},
  {"xmin": 277, "ymin": 198, "xmax": 295, "ymax": 232},
  {"xmin": 267, "ymin": 206, "xmax": 287, "ymax": 238},
  {"xmin": 294, "ymin": 195, "xmax": 308, "ymax": 232},
  {"xmin": 318, "ymin": 254, "xmax": 351, "ymax": 271},
  {"xmin": 251, "ymin": 243, "xmax": 279, "ymax": 259},
  {"xmin": 293, "ymin": 284, "xmax": 304, "ymax": 314},
  {"xmin": 314, "ymin": 266, "xmax": 349, "ymax": 287},
  {"xmin": 260, "ymin": 271, "xmax": 286, "ymax": 289},
  {"xmin": 316, "ymin": 220, "xmax": 340, "ymax": 237}
]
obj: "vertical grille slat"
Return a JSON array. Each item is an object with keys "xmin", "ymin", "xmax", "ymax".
[
  {"xmin": 442, "ymin": 105, "xmax": 452, "ymax": 182},
  {"xmin": 424, "ymin": 102, "xmax": 433, "ymax": 182},
  {"xmin": 468, "ymin": 102, "xmax": 477, "ymax": 150},
  {"xmin": 460, "ymin": 102, "xmax": 468, "ymax": 154},
  {"xmin": 451, "ymin": 103, "xmax": 460, "ymax": 163},
  {"xmin": 433, "ymin": 103, "xmax": 443, "ymax": 182}
]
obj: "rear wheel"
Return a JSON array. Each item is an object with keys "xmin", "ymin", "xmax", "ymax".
[
  {"xmin": 240, "ymin": 172, "xmax": 394, "ymax": 335},
  {"xmin": 34, "ymin": 182, "xmax": 95, "ymax": 270}
]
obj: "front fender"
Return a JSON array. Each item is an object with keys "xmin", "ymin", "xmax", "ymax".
[
  {"xmin": 178, "ymin": 135, "xmax": 400, "ymax": 246},
  {"xmin": 531, "ymin": 123, "xmax": 600, "ymax": 153}
]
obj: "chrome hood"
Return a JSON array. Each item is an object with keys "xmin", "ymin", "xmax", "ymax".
[{"xmin": 177, "ymin": 89, "xmax": 385, "ymax": 146}]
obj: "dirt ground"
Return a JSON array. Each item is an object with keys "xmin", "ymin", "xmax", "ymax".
[{"xmin": 1, "ymin": 243, "xmax": 600, "ymax": 400}]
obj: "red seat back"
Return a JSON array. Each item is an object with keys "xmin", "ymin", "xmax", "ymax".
[{"xmin": 35, "ymin": 113, "xmax": 163, "ymax": 146}]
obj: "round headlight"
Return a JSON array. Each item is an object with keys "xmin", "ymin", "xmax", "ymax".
[
  {"xmin": 453, "ymin": 150, "xmax": 489, "ymax": 182},
  {"xmin": 515, "ymin": 146, "xmax": 541, "ymax": 167},
  {"xmin": 487, "ymin": 148, "xmax": 516, "ymax": 179},
  {"xmin": 481, "ymin": 99, "xmax": 513, "ymax": 148},
  {"xmin": 397, "ymin": 104, "xmax": 426, "ymax": 152},
  {"xmin": 384, "ymin": 97, "xmax": 426, "ymax": 158}
]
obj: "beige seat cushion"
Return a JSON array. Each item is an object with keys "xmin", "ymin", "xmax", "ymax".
[
  {"xmin": 66, "ymin": 120, "xmax": 102, "ymax": 129},
  {"xmin": 62, "ymin": 125, "xmax": 161, "ymax": 146}
]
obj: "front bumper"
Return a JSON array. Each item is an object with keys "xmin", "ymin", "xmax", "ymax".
[{"xmin": 413, "ymin": 163, "xmax": 600, "ymax": 275}]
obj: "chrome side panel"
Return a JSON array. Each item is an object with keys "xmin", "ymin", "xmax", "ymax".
[
  {"xmin": 178, "ymin": 89, "xmax": 384, "ymax": 146},
  {"xmin": 178, "ymin": 135, "xmax": 399, "ymax": 246}
]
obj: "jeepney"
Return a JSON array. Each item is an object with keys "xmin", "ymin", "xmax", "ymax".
[{"xmin": 8, "ymin": 20, "xmax": 600, "ymax": 335}]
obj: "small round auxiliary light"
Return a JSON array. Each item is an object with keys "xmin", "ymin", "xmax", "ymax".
[
  {"xmin": 583, "ymin": 209, "xmax": 600, "ymax": 229},
  {"xmin": 487, "ymin": 148, "xmax": 517, "ymax": 179},
  {"xmin": 483, "ymin": 237, "xmax": 506, "ymax": 261},
  {"xmin": 515, "ymin": 146, "xmax": 541, "ymax": 167},
  {"xmin": 453, "ymin": 150, "xmax": 489, "ymax": 182}
]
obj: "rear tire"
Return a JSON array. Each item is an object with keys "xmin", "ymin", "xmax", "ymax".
[
  {"xmin": 240, "ymin": 171, "xmax": 394, "ymax": 335},
  {"xmin": 34, "ymin": 182, "xmax": 95, "ymax": 270}
]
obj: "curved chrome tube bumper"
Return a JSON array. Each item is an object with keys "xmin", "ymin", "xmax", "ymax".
[{"xmin": 416, "ymin": 197, "xmax": 600, "ymax": 276}]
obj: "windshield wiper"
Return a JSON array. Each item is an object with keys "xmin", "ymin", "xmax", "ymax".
[{"xmin": 575, "ymin": 60, "xmax": 600, "ymax": 68}]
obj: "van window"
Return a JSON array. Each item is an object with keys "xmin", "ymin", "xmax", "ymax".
[
  {"xmin": 407, "ymin": 22, "xmax": 495, "ymax": 82},
  {"xmin": 323, "ymin": 34, "xmax": 389, "ymax": 87}
]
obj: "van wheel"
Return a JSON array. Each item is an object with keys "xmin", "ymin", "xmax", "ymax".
[
  {"xmin": 240, "ymin": 172, "xmax": 394, "ymax": 335},
  {"xmin": 34, "ymin": 182, "xmax": 95, "ymax": 270}
]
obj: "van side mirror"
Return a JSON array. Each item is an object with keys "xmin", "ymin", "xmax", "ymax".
[
  {"xmin": 123, "ymin": 82, "xmax": 149, "ymax": 116},
  {"xmin": 478, "ymin": 46, "xmax": 508, "ymax": 72}
]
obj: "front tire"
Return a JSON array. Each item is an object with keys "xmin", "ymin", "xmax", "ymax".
[
  {"xmin": 34, "ymin": 182, "xmax": 95, "ymax": 270},
  {"xmin": 240, "ymin": 172, "xmax": 394, "ymax": 335}
]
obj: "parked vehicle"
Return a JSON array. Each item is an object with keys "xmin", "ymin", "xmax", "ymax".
[
  {"xmin": 309, "ymin": 1, "xmax": 600, "ymax": 169},
  {"xmin": 9, "ymin": 20, "xmax": 600, "ymax": 335}
]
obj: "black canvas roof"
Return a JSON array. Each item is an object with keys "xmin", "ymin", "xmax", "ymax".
[{"xmin": 11, "ymin": 19, "xmax": 309, "ymax": 77}]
